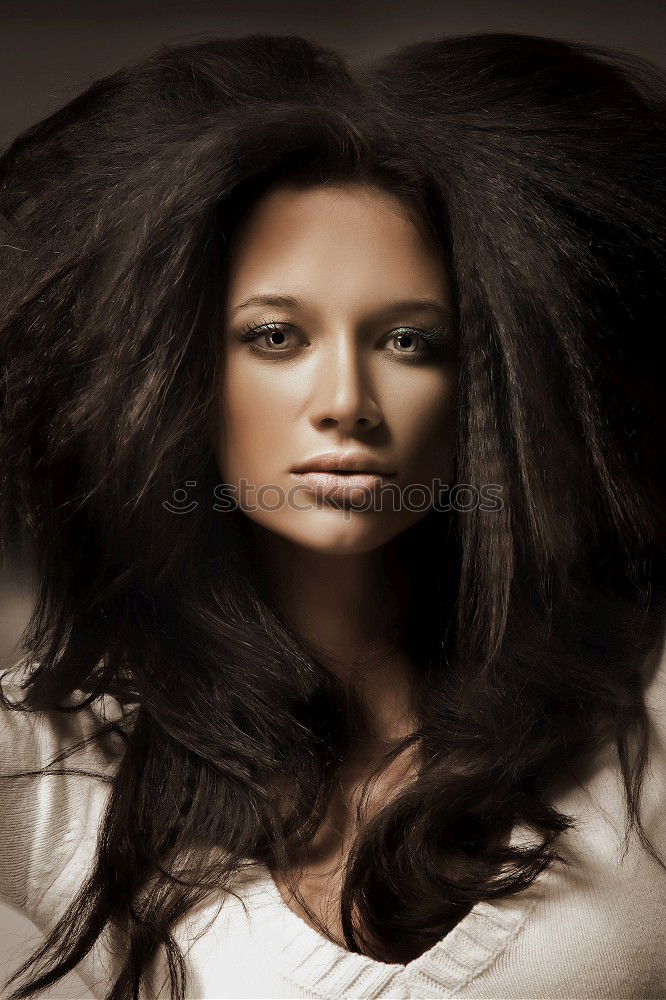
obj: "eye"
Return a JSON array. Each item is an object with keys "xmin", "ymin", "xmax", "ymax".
[
  {"xmin": 388, "ymin": 328, "xmax": 432, "ymax": 356},
  {"xmin": 236, "ymin": 321, "xmax": 297, "ymax": 353},
  {"xmin": 384, "ymin": 326, "xmax": 451, "ymax": 362}
]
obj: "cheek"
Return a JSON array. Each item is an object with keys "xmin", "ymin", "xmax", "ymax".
[
  {"xmin": 215, "ymin": 361, "xmax": 287, "ymax": 480},
  {"xmin": 393, "ymin": 369, "xmax": 458, "ymax": 455}
]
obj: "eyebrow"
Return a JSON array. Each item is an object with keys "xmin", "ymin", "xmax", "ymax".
[{"xmin": 231, "ymin": 294, "xmax": 452, "ymax": 317}]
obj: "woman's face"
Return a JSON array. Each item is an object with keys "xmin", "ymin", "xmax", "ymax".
[{"xmin": 213, "ymin": 182, "xmax": 458, "ymax": 555}]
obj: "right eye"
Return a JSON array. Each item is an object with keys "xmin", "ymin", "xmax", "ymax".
[{"xmin": 235, "ymin": 321, "xmax": 298, "ymax": 355}]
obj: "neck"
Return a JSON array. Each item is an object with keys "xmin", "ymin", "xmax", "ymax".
[{"xmin": 243, "ymin": 521, "xmax": 422, "ymax": 741}]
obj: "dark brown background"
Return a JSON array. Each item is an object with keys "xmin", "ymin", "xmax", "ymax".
[
  {"xmin": 0, "ymin": 2, "xmax": 664, "ymax": 995},
  {"xmin": 2, "ymin": 0, "xmax": 666, "ymax": 150}
]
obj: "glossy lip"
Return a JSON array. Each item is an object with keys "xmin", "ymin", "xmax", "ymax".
[
  {"xmin": 290, "ymin": 470, "xmax": 389, "ymax": 505},
  {"xmin": 290, "ymin": 451, "xmax": 396, "ymax": 475}
]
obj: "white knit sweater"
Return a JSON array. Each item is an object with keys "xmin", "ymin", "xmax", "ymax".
[{"xmin": 1, "ymin": 627, "xmax": 665, "ymax": 1000}]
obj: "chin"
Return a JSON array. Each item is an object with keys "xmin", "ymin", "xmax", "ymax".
[{"xmin": 251, "ymin": 509, "xmax": 419, "ymax": 556}]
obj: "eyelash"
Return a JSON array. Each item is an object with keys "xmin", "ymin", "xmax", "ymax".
[{"xmin": 235, "ymin": 320, "xmax": 449, "ymax": 361}]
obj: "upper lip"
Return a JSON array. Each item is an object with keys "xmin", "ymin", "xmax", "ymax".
[{"xmin": 291, "ymin": 451, "xmax": 396, "ymax": 475}]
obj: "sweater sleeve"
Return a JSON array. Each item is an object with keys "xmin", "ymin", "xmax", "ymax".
[{"xmin": 0, "ymin": 660, "xmax": 126, "ymax": 928}]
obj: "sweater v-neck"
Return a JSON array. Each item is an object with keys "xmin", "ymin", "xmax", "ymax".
[{"xmin": 241, "ymin": 861, "xmax": 542, "ymax": 999}]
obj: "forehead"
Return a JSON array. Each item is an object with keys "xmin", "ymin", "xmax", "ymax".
[{"xmin": 223, "ymin": 183, "xmax": 449, "ymax": 303}]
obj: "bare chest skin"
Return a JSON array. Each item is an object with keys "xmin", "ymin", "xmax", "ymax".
[{"xmin": 270, "ymin": 742, "xmax": 421, "ymax": 953}]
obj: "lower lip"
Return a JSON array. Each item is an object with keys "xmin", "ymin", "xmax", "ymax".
[{"xmin": 291, "ymin": 471, "xmax": 391, "ymax": 504}]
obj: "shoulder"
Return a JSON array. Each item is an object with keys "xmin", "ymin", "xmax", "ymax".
[
  {"xmin": 0, "ymin": 658, "xmax": 133, "ymax": 925},
  {"xmin": 532, "ymin": 616, "xmax": 666, "ymax": 985},
  {"xmin": 543, "ymin": 612, "xmax": 666, "ymax": 858},
  {"xmin": 0, "ymin": 657, "xmax": 134, "ymax": 778},
  {"xmin": 464, "ymin": 620, "xmax": 666, "ymax": 999},
  {"xmin": 642, "ymin": 613, "xmax": 666, "ymax": 761}
]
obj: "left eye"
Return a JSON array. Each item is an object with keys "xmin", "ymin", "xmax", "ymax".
[{"xmin": 390, "ymin": 329, "xmax": 426, "ymax": 354}]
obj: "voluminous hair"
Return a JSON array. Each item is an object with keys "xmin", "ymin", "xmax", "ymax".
[{"xmin": 1, "ymin": 30, "xmax": 665, "ymax": 1000}]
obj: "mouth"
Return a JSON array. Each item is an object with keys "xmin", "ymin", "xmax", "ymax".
[{"xmin": 290, "ymin": 470, "xmax": 392, "ymax": 503}]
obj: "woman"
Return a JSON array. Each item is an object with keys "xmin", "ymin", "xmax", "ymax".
[{"xmin": 1, "ymin": 30, "xmax": 665, "ymax": 1000}]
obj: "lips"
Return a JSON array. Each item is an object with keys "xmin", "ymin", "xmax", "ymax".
[
  {"xmin": 290, "ymin": 470, "xmax": 391, "ymax": 504},
  {"xmin": 291, "ymin": 452, "xmax": 395, "ymax": 476}
]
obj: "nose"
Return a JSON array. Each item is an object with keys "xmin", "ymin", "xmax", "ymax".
[{"xmin": 309, "ymin": 334, "xmax": 382, "ymax": 434}]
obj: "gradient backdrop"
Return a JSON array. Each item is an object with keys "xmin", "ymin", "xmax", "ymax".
[{"xmin": 1, "ymin": 2, "xmax": 664, "ymax": 996}]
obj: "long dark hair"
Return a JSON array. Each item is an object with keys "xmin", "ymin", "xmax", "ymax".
[{"xmin": 1, "ymin": 30, "xmax": 665, "ymax": 1000}]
